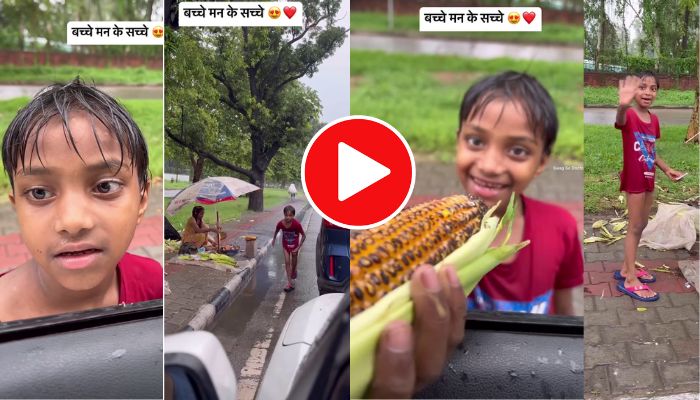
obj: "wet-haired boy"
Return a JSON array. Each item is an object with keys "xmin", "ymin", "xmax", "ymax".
[
  {"xmin": 0, "ymin": 79, "xmax": 162, "ymax": 322},
  {"xmin": 457, "ymin": 71, "xmax": 583, "ymax": 314}
]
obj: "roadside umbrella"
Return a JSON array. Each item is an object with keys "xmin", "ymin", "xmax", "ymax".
[{"xmin": 166, "ymin": 177, "xmax": 260, "ymax": 250}]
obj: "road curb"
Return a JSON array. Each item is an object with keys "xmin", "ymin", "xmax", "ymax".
[{"xmin": 184, "ymin": 202, "xmax": 312, "ymax": 331}]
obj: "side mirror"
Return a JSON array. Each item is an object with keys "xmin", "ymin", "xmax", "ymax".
[{"xmin": 164, "ymin": 331, "xmax": 237, "ymax": 400}]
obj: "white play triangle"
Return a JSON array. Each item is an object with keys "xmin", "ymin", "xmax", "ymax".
[{"xmin": 338, "ymin": 142, "xmax": 391, "ymax": 202}]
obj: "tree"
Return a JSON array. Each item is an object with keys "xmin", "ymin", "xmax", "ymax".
[
  {"xmin": 166, "ymin": 0, "xmax": 346, "ymax": 211},
  {"xmin": 164, "ymin": 28, "xmax": 220, "ymax": 183},
  {"xmin": 686, "ymin": 43, "xmax": 699, "ymax": 143}
]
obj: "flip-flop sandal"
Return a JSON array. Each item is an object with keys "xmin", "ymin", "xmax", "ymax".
[
  {"xmin": 613, "ymin": 269, "xmax": 656, "ymax": 283},
  {"xmin": 616, "ymin": 283, "xmax": 659, "ymax": 302}
]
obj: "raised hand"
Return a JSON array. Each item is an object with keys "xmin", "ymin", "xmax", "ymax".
[{"xmin": 619, "ymin": 75, "xmax": 641, "ymax": 107}]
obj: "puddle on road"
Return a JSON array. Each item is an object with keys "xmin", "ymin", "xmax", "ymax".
[{"xmin": 209, "ymin": 249, "xmax": 280, "ymax": 337}]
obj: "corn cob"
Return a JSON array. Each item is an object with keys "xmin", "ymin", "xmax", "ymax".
[
  {"xmin": 349, "ymin": 195, "xmax": 488, "ymax": 316},
  {"xmin": 350, "ymin": 195, "xmax": 529, "ymax": 398}
]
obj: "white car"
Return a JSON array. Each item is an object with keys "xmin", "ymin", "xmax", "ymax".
[{"xmin": 165, "ymin": 293, "xmax": 348, "ymax": 400}]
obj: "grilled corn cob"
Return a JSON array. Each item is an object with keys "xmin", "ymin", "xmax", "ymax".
[
  {"xmin": 350, "ymin": 195, "xmax": 488, "ymax": 316},
  {"xmin": 350, "ymin": 195, "xmax": 529, "ymax": 398}
]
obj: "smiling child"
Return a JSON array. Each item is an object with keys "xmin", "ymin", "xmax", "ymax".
[
  {"xmin": 456, "ymin": 71, "xmax": 583, "ymax": 314},
  {"xmin": 0, "ymin": 79, "xmax": 163, "ymax": 322}
]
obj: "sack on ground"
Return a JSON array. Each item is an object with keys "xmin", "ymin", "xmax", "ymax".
[{"xmin": 640, "ymin": 203, "xmax": 699, "ymax": 251}]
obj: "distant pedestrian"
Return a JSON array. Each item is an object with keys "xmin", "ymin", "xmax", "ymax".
[
  {"xmin": 272, "ymin": 205, "xmax": 306, "ymax": 292},
  {"xmin": 288, "ymin": 183, "xmax": 297, "ymax": 199}
]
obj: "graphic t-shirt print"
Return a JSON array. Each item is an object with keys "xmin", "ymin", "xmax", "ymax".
[
  {"xmin": 283, "ymin": 230, "xmax": 298, "ymax": 247},
  {"xmin": 633, "ymin": 131, "xmax": 656, "ymax": 180}
]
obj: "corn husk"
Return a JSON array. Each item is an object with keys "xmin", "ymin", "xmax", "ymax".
[{"xmin": 349, "ymin": 195, "xmax": 527, "ymax": 398}]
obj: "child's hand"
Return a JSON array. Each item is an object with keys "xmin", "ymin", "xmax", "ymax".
[
  {"xmin": 618, "ymin": 75, "xmax": 640, "ymax": 107},
  {"xmin": 665, "ymin": 169, "xmax": 686, "ymax": 181},
  {"xmin": 369, "ymin": 265, "xmax": 465, "ymax": 398}
]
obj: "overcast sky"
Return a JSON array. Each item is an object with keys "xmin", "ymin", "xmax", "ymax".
[
  {"xmin": 300, "ymin": 0, "xmax": 350, "ymax": 124},
  {"xmin": 605, "ymin": 0, "xmax": 641, "ymax": 42}
]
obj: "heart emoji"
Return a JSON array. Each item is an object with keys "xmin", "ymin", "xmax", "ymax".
[
  {"xmin": 522, "ymin": 11, "xmax": 535, "ymax": 24},
  {"xmin": 283, "ymin": 6, "xmax": 296, "ymax": 19}
]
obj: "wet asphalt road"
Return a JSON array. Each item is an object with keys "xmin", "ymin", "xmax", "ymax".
[
  {"xmin": 0, "ymin": 85, "xmax": 162, "ymax": 100},
  {"xmin": 584, "ymin": 107, "xmax": 693, "ymax": 126},
  {"xmin": 207, "ymin": 209, "xmax": 322, "ymax": 400},
  {"xmin": 351, "ymin": 32, "xmax": 583, "ymax": 62}
]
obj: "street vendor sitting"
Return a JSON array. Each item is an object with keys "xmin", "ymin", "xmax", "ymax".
[{"xmin": 180, "ymin": 206, "xmax": 222, "ymax": 254}]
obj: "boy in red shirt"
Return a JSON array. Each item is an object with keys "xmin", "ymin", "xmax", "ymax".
[
  {"xmin": 0, "ymin": 79, "xmax": 163, "ymax": 322},
  {"xmin": 370, "ymin": 71, "xmax": 584, "ymax": 397},
  {"xmin": 272, "ymin": 205, "xmax": 306, "ymax": 292},
  {"xmin": 457, "ymin": 71, "xmax": 583, "ymax": 315},
  {"xmin": 613, "ymin": 72, "xmax": 684, "ymax": 301}
]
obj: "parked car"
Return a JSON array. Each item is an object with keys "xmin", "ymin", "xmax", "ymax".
[
  {"xmin": 0, "ymin": 300, "xmax": 164, "ymax": 398},
  {"xmin": 165, "ymin": 293, "xmax": 349, "ymax": 400},
  {"xmin": 165, "ymin": 297, "xmax": 583, "ymax": 400},
  {"xmin": 315, "ymin": 219, "xmax": 350, "ymax": 295}
]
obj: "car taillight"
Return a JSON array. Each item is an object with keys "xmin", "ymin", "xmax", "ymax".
[{"xmin": 329, "ymin": 256, "xmax": 335, "ymax": 278}]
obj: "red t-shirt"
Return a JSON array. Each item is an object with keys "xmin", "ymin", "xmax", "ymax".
[
  {"xmin": 614, "ymin": 108, "xmax": 660, "ymax": 193},
  {"xmin": 468, "ymin": 196, "xmax": 583, "ymax": 314},
  {"xmin": 276, "ymin": 219, "xmax": 305, "ymax": 252},
  {"xmin": 117, "ymin": 252, "xmax": 164, "ymax": 304}
]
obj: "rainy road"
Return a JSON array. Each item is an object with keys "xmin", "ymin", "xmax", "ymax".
[
  {"xmin": 0, "ymin": 85, "xmax": 162, "ymax": 100},
  {"xmin": 584, "ymin": 107, "xmax": 693, "ymax": 126},
  {"xmin": 351, "ymin": 32, "xmax": 583, "ymax": 62},
  {"xmin": 208, "ymin": 208, "xmax": 322, "ymax": 400}
]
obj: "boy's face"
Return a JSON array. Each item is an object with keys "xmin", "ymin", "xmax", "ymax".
[
  {"xmin": 10, "ymin": 112, "xmax": 149, "ymax": 292},
  {"xmin": 284, "ymin": 212, "xmax": 294, "ymax": 223},
  {"xmin": 635, "ymin": 76, "xmax": 657, "ymax": 108},
  {"xmin": 456, "ymin": 100, "xmax": 548, "ymax": 213}
]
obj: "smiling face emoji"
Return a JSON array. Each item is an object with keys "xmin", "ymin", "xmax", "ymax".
[
  {"xmin": 508, "ymin": 12, "xmax": 520, "ymax": 24},
  {"xmin": 152, "ymin": 26, "xmax": 164, "ymax": 38},
  {"xmin": 268, "ymin": 6, "xmax": 281, "ymax": 19}
]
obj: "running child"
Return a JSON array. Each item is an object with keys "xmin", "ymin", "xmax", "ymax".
[
  {"xmin": 272, "ymin": 205, "xmax": 306, "ymax": 292},
  {"xmin": 0, "ymin": 79, "xmax": 163, "ymax": 322},
  {"xmin": 613, "ymin": 72, "xmax": 684, "ymax": 301}
]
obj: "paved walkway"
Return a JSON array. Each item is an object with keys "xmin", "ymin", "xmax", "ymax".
[
  {"xmin": 583, "ymin": 214, "xmax": 699, "ymax": 399},
  {"xmin": 164, "ymin": 198, "xmax": 306, "ymax": 334},
  {"xmin": 0, "ymin": 183, "xmax": 164, "ymax": 273}
]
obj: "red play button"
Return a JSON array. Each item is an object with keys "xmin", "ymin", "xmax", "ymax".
[{"xmin": 301, "ymin": 116, "xmax": 415, "ymax": 229}]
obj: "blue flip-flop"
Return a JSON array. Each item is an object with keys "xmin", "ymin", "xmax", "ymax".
[
  {"xmin": 616, "ymin": 283, "xmax": 659, "ymax": 302},
  {"xmin": 613, "ymin": 269, "xmax": 656, "ymax": 283}
]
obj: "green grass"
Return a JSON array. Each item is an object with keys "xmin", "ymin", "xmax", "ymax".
[
  {"xmin": 165, "ymin": 188, "xmax": 298, "ymax": 230},
  {"xmin": 0, "ymin": 98, "xmax": 163, "ymax": 194},
  {"xmin": 584, "ymin": 124, "xmax": 699, "ymax": 213},
  {"xmin": 351, "ymin": 11, "xmax": 583, "ymax": 45},
  {"xmin": 351, "ymin": 50, "xmax": 583, "ymax": 161},
  {"xmin": 164, "ymin": 180, "xmax": 191, "ymax": 190},
  {"xmin": 0, "ymin": 65, "xmax": 162, "ymax": 85},
  {"xmin": 584, "ymin": 87, "xmax": 696, "ymax": 107}
]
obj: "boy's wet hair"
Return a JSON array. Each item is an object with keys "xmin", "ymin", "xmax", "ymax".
[
  {"xmin": 637, "ymin": 70, "xmax": 659, "ymax": 88},
  {"xmin": 2, "ymin": 78, "xmax": 149, "ymax": 190},
  {"xmin": 283, "ymin": 205, "xmax": 296, "ymax": 216},
  {"xmin": 458, "ymin": 71, "xmax": 558, "ymax": 156}
]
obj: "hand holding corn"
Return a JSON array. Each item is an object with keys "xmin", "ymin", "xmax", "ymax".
[
  {"xmin": 369, "ymin": 265, "xmax": 465, "ymax": 399},
  {"xmin": 350, "ymin": 194, "xmax": 529, "ymax": 398}
]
